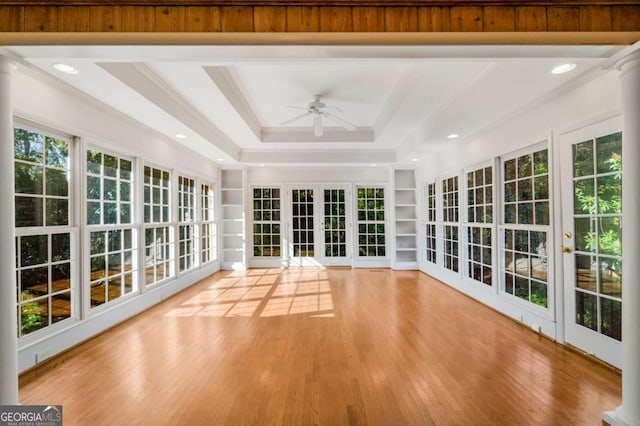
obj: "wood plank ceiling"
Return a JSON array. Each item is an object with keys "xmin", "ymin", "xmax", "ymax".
[{"xmin": 1, "ymin": 2, "xmax": 639, "ymax": 33}]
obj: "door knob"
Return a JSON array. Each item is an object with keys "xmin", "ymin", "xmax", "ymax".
[{"xmin": 561, "ymin": 246, "xmax": 573, "ymax": 253}]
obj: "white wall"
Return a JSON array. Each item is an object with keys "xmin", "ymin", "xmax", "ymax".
[
  {"xmin": 12, "ymin": 68, "xmax": 221, "ymax": 373},
  {"xmin": 248, "ymin": 166, "xmax": 390, "ymax": 184},
  {"xmin": 418, "ymin": 70, "xmax": 622, "ymax": 342},
  {"xmin": 13, "ymin": 69, "xmax": 219, "ymax": 179},
  {"xmin": 421, "ymin": 71, "xmax": 621, "ymax": 180}
]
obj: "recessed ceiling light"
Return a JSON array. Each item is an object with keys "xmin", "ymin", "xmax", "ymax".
[
  {"xmin": 216, "ymin": 158, "xmax": 225, "ymax": 162},
  {"xmin": 411, "ymin": 158, "xmax": 419, "ymax": 162},
  {"xmin": 52, "ymin": 63, "xmax": 78, "ymax": 74},
  {"xmin": 447, "ymin": 134, "xmax": 459, "ymax": 139},
  {"xmin": 369, "ymin": 164, "xmax": 377, "ymax": 167},
  {"xmin": 175, "ymin": 134, "xmax": 186, "ymax": 139},
  {"xmin": 551, "ymin": 63, "xmax": 577, "ymax": 74},
  {"xmin": 259, "ymin": 164, "xmax": 265, "ymax": 167}
]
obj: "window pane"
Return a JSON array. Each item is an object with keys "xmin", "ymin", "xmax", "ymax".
[
  {"xmin": 20, "ymin": 267, "xmax": 49, "ymax": 301},
  {"xmin": 20, "ymin": 297, "xmax": 49, "ymax": 335},
  {"xmin": 504, "ymin": 159, "xmax": 516, "ymax": 181},
  {"xmin": 103, "ymin": 178, "xmax": 117, "ymax": 201},
  {"xmin": 46, "ymin": 199, "xmax": 69, "ymax": 226},
  {"xmin": 14, "ymin": 129, "xmax": 44, "ymax": 163},
  {"xmin": 104, "ymin": 154, "xmax": 118, "ymax": 177},
  {"xmin": 87, "ymin": 176, "xmax": 101, "ymax": 200},
  {"xmin": 533, "ymin": 149, "xmax": 548, "ymax": 175},
  {"xmin": 87, "ymin": 201, "xmax": 101, "ymax": 225},
  {"xmin": 596, "ymin": 132, "xmax": 622, "ymax": 174},
  {"xmin": 20, "ymin": 235, "xmax": 48, "ymax": 267},
  {"xmin": 87, "ymin": 150, "xmax": 102, "ymax": 174},
  {"xmin": 90, "ymin": 231, "xmax": 105, "ymax": 255},
  {"xmin": 120, "ymin": 204, "xmax": 132, "ymax": 224},
  {"xmin": 51, "ymin": 292, "xmax": 71, "ymax": 324},
  {"xmin": 120, "ymin": 181, "xmax": 131, "ymax": 202},
  {"xmin": 15, "ymin": 164, "xmax": 43, "ymax": 195},
  {"xmin": 46, "ymin": 169, "xmax": 69, "ymax": 197},
  {"xmin": 575, "ymin": 178, "xmax": 596, "ymax": 215},
  {"xmin": 573, "ymin": 140, "xmax": 594, "ymax": 178},
  {"xmin": 51, "ymin": 263, "xmax": 71, "ymax": 292},
  {"xmin": 45, "ymin": 137, "xmax": 69, "ymax": 169},
  {"xmin": 600, "ymin": 297, "xmax": 621, "ymax": 341},
  {"xmin": 15, "ymin": 197, "xmax": 43, "ymax": 227},
  {"xmin": 575, "ymin": 254, "xmax": 597, "ymax": 292},
  {"xmin": 52, "ymin": 233, "xmax": 71, "ymax": 261},
  {"xmin": 597, "ymin": 175, "xmax": 622, "ymax": 215},
  {"xmin": 576, "ymin": 291, "xmax": 598, "ymax": 331},
  {"xmin": 104, "ymin": 203, "xmax": 117, "ymax": 224},
  {"xmin": 600, "ymin": 259, "xmax": 622, "ymax": 298},
  {"xmin": 517, "ymin": 155, "xmax": 532, "ymax": 178}
]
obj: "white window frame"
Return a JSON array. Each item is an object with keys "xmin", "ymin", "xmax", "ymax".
[
  {"xmin": 355, "ymin": 185, "xmax": 389, "ymax": 259},
  {"xmin": 200, "ymin": 181, "xmax": 218, "ymax": 265},
  {"xmin": 250, "ymin": 186, "xmax": 283, "ymax": 259},
  {"xmin": 85, "ymin": 146, "xmax": 139, "ymax": 314},
  {"xmin": 423, "ymin": 181, "xmax": 438, "ymax": 265},
  {"xmin": 143, "ymin": 163, "xmax": 175, "ymax": 287},
  {"xmin": 13, "ymin": 120, "xmax": 79, "ymax": 342},
  {"xmin": 177, "ymin": 174, "xmax": 199, "ymax": 274},
  {"xmin": 498, "ymin": 140, "xmax": 555, "ymax": 318},
  {"xmin": 463, "ymin": 160, "xmax": 496, "ymax": 288},
  {"xmin": 440, "ymin": 173, "xmax": 461, "ymax": 274}
]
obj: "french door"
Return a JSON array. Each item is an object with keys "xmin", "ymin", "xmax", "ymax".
[
  {"xmin": 288, "ymin": 186, "xmax": 351, "ymax": 267},
  {"xmin": 560, "ymin": 116, "xmax": 622, "ymax": 367}
]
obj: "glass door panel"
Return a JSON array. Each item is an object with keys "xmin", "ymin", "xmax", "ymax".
[
  {"xmin": 561, "ymin": 118, "xmax": 622, "ymax": 367},
  {"xmin": 288, "ymin": 186, "xmax": 351, "ymax": 266},
  {"xmin": 321, "ymin": 188, "xmax": 350, "ymax": 265},
  {"xmin": 292, "ymin": 189, "xmax": 314, "ymax": 259}
]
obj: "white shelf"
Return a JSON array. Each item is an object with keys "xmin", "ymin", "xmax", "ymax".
[
  {"xmin": 395, "ymin": 190, "xmax": 416, "ymax": 205},
  {"xmin": 221, "ymin": 169, "xmax": 243, "ymax": 189},
  {"xmin": 220, "ymin": 169, "xmax": 246, "ymax": 269},
  {"xmin": 396, "ymin": 251, "xmax": 417, "ymax": 262},
  {"xmin": 221, "ymin": 190, "xmax": 243, "ymax": 205},
  {"xmin": 394, "ymin": 169, "xmax": 418, "ymax": 270},
  {"xmin": 394, "ymin": 169, "xmax": 416, "ymax": 189}
]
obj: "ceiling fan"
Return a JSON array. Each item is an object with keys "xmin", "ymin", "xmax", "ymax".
[{"xmin": 280, "ymin": 95, "xmax": 356, "ymax": 137}]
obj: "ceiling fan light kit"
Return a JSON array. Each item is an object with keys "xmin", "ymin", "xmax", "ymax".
[{"xmin": 281, "ymin": 95, "xmax": 357, "ymax": 137}]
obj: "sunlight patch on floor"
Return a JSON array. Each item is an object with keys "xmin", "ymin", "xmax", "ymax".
[{"xmin": 164, "ymin": 268, "xmax": 335, "ymax": 318}]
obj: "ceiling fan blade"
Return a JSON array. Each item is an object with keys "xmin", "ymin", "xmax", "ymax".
[
  {"xmin": 280, "ymin": 112, "xmax": 312, "ymax": 126},
  {"xmin": 323, "ymin": 105, "xmax": 344, "ymax": 113},
  {"xmin": 313, "ymin": 114, "xmax": 323, "ymax": 137},
  {"xmin": 322, "ymin": 112, "xmax": 356, "ymax": 131}
]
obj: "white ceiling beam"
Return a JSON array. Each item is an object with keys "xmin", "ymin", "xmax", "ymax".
[{"xmin": 98, "ymin": 62, "xmax": 241, "ymax": 160}]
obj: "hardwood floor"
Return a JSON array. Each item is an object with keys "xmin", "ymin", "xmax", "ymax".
[{"xmin": 20, "ymin": 268, "xmax": 621, "ymax": 425}]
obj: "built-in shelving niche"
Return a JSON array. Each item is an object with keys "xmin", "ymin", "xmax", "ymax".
[
  {"xmin": 220, "ymin": 169, "xmax": 246, "ymax": 269},
  {"xmin": 393, "ymin": 169, "xmax": 418, "ymax": 269}
]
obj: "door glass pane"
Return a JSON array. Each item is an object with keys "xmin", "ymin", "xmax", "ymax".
[
  {"xmin": 324, "ymin": 189, "xmax": 346, "ymax": 258},
  {"xmin": 292, "ymin": 189, "xmax": 314, "ymax": 257},
  {"xmin": 600, "ymin": 297, "xmax": 622, "ymax": 341},
  {"xmin": 576, "ymin": 291, "xmax": 598, "ymax": 331},
  {"xmin": 571, "ymin": 132, "xmax": 622, "ymax": 339},
  {"xmin": 573, "ymin": 140, "xmax": 594, "ymax": 177},
  {"xmin": 575, "ymin": 254, "xmax": 597, "ymax": 292}
]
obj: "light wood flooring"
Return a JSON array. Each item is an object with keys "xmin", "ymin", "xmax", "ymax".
[{"xmin": 20, "ymin": 268, "xmax": 621, "ymax": 425}]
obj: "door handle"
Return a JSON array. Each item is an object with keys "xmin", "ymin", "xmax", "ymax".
[{"xmin": 561, "ymin": 246, "xmax": 573, "ymax": 253}]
